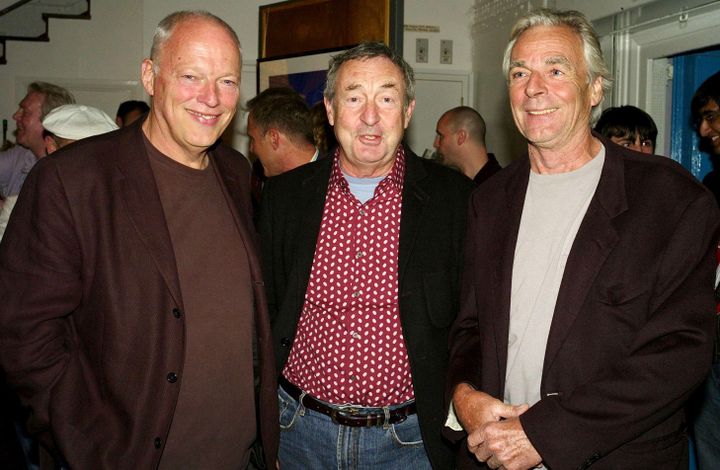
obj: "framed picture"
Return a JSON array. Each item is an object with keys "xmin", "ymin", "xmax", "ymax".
[
  {"xmin": 256, "ymin": 46, "xmax": 350, "ymax": 105},
  {"xmin": 259, "ymin": 0, "xmax": 403, "ymax": 59}
]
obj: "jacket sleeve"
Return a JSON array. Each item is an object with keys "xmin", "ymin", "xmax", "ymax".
[
  {"xmin": 521, "ymin": 189, "xmax": 720, "ymax": 468},
  {"xmin": 0, "ymin": 157, "xmax": 83, "ymax": 435},
  {"xmin": 444, "ymin": 195, "xmax": 484, "ymax": 440}
]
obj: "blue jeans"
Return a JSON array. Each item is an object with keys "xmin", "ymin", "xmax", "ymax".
[
  {"xmin": 277, "ymin": 385, "xmax": 433, "ymax": 470},
  {"xmin": 692, "ymin": 360, "xmax": 720, "ymax": 470}
]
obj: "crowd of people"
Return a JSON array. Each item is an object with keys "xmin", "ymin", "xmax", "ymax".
[{"xmin": 0, "ymin": 7, "xmax": 719, "ymax": 470}]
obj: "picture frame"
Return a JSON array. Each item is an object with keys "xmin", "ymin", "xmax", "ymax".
[
  {"xmin": 258, "ymin": 0, "xmax": 403, "ymax": 59},
  {"xmin": 256, "ymin": 46, "xmax": 351, "ymax": 105}
]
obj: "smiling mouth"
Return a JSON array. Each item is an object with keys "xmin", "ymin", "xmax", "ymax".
[
  {"xmin": 527, "ymin": 108, "xmax": 558, "ymax": 116},
  {"xmin": 188, "ymin": 110, "xmax": 221, "ymax": 122}
]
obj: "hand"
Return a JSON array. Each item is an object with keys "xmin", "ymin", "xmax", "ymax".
[
  {"xmin": 452, "ymin": 383, "xmax": 528, "ymax": 434},
  {"xmin": 468, "ymin": 417, "xmax": 541, "ymax": 470}
]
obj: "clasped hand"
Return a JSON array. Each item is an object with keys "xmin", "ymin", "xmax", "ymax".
[{"xmin": 452, "ymin": 384, "xmax": 542, "ymax": 470}]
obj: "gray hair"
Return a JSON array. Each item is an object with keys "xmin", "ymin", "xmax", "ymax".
[
  {"xmin": 27, "ymin": 82, "xmax": 75, "ymax": 119},
  {"xmin": 150, "ymin": 10, "xmax": 242, "ymax": 72},
  {"xmin": 502, "ymin": 8, "xmax": 612, "ymax": 121},
  {"xmin": 324, "ymin": 42, "xmax": 415, "ymax": 113}
]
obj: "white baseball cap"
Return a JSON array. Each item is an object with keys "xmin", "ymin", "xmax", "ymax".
[{"xmin": 42, "ymin": 104, "xmax": 118, "ymax": 140}]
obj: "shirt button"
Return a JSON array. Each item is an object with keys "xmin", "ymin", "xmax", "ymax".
[
  {"xmin": 350, "ymin": 375, "xmax": 358, "ymax": 381},
  {"xmin": 351, "ymin": 291, "xmax": 361, "ymax": 298},
  {"xmin": 172, "ymin": 308, "xmax": 182, "ymax": 319},
  {"xmin": 359, "ymin": 209, "xmax": 365, "ymax": 216},
  {"xmin": 356, "ymin": 252, "xmax": 365, "ymax": 259},
  {"xmin": 166, "ymin": 372, "xmax": 178, "ymax": 383},
  {"xmin": 350, "ymin": 332, "xmax": 360, "ymax": 339},
  {"xmin": 154, "ymin": 437, "xmax": 162, "ymax": 449}
]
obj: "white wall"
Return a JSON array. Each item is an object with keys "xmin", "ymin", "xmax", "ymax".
[
  {"xmin": 0, "ymin": 0, "xmax": 476, "ymax": 155},
  {"xmin": 0, "ymin": 0, "xmax": 272, "ymax": 152},
  {"xmin": 4, "ymin": 0, "xmax": 714, "ymax": 162}
]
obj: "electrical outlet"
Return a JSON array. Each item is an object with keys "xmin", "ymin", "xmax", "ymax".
[
  {"xmin": 416, "ymin": 38, "xmax": 428, "ymax": 63},
  {"xmin": 440, "ymin": 40, "xmax": 453, "ymax": 64}
]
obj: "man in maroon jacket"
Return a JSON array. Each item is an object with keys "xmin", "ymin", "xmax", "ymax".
[
  {"xmin": 447, "ymin": 8, "xmax": 719, "ymax": 470},
  {"xmin": 0, "ymin": 10, "xmax": 277, "ymax": 469}
]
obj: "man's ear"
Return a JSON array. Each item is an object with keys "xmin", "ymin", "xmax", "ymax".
[
  {"xmin": 456, "ymin": 129, "xmax": 467, "ymax": 146},
  {"xmin": 141, "ymin": 59, "xmax": 156, "ymax": 97},
  {"xmin": 324, "ymin": 98, "xmax": 335, "ymax": 126},
  {"xmin": 589, "ymin": 76, "xmax": 603, "ymax": 108},
  {"xmin": 268, "ymin": 129, "xmax": 281, "ymax": 150},
  {"xmin": 44, "ymin": 135, "xmax": 58, "ymax": 155},
  {"xmin": 403, "ymin": 100, "xmax": 416, "ymax": 129}
]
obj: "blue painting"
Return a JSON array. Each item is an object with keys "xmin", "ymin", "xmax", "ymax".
[{"xmin": 269, "ymin": 69, "xmax": 327, "ymax": 106}]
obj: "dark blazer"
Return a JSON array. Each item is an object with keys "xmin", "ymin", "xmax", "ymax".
[
  {"xmin": 260, "ymin": 149, "xmax": 473, "ymax": 469},
  {"xmin": 448, "ymin": 137, "xmax": 720, "ymax": 469},
  {"xmin": 0, "ymin": 122, "xmax": 278, "ymax": 469}
]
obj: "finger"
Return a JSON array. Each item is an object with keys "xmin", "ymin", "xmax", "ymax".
[
  {"xmin": 496, "ymin": 403, "xmax": 527, "ymax": 419},
  {"xmin": 467, "ymin": 429, "xmax": 485, "ymax": 448},
  {"xmin": 487, "ymin": 454, "xmax": 502, "ymax": 469},
  {"xmin": 473, "ymin": 446, "xmax": 492, "ymax": 464}
]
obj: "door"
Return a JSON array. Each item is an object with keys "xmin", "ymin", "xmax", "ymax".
[{"xmin": 404, "ymin": 72, "xmax": 470, "ymax": 158}]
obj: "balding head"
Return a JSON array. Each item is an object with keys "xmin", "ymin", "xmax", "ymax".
[{"xmin": 434, "ymin": 106, "xmax": 490, "ymax": 179}]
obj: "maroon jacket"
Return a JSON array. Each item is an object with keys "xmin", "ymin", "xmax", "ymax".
[
  {"xmin": 0, "ymin": 122, "xmax": 278, "ymax": 468},
  {"xmin": 448, "ymin": 137, "xmax": 719, "ymax": 469}
]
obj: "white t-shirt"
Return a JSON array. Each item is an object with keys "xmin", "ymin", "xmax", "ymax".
[{"xmin": 504, "ymin": 146, "xmax": 605, "ymax": 407}]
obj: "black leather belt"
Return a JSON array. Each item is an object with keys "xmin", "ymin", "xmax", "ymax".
[{"xmin": 279, "ymin": 376, "xmax": 416, "ymax": 427}]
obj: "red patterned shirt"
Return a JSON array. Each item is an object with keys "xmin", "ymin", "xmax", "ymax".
[{"xmin": 283, "ymin": 147, "xmax": 414, "ymax": 406}]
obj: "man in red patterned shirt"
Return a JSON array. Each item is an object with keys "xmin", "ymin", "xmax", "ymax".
[{"xmin": 260, "ymin": 42, "xmax": 473, "ymax": 469}]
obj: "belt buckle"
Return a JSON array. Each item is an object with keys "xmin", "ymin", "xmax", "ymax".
[{"xmin": 332, "ymin": 406, "xmax": 383, "ymax": 427}]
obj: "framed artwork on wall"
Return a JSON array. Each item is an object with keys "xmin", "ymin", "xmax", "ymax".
[
  {"xmin": 256, "ymin": 46, "xmax": 350, "ymax": 105},
  {"xmin": 258, "ymin": 0, "xmax": 403, "ymax": 59}
]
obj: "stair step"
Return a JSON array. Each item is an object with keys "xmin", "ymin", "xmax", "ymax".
[{"xmin": 0, "ymin": 0, "xmax": 89, "ymax": 64}]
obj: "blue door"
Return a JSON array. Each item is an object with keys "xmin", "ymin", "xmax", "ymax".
[{"xmin": 670, "ymin": 48, "xmax": 720, "ymax": 181}]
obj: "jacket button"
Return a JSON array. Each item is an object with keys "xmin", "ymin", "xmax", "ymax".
[
  {"xmin": 154, "ymin": 437, "xmax": 162, "ymax": 449},
  {"xmin": 280, "ymin": 337, "xmax": 293, "ymax": 348},
  {"xmin": 166, "ymin": 372, "xmax": 178, "ymax": 383},
  {"xmin": 172, "ymin": 308, "xmax": 182, "ymax": 318}
]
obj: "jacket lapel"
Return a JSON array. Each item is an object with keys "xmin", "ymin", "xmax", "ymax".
[
  {"xmin": 399, "ymin": 153, "xmax": 429, "ymax": 286},
  {"xmin": 542, "ymin": 144, "xmax": 627, "ymax": 376},
  {"xmin": 115, "ymin": 124, "xmax": 183, "ymax": 309},
  {"xmin": 494, "ymin": 159, "xmax": 530, "ymax": 390},
  {"xmin": 211, "ymin": 149, "xmax": 261, "ymax": 280},
  {"xmin": 295, "ymin": 158, "xmax": 333, "ymax": 301}
]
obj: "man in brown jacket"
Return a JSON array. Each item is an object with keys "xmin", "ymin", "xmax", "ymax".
[
  {"xmin": 447, "ymin": 8, "xmax": 718, "ymax": 470},
  {"xmin": 0, "ymin": 11, "xmax": 277, "ymax": 469}
]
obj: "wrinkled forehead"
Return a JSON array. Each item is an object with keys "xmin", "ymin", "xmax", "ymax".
[{"xmin": 338, "ymin": 57, "xmax": 404, "ymax": 89}]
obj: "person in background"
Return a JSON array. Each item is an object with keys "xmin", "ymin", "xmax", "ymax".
[
  {"xmin": 115, "ymin": 100, "xmax": 150, "ymax": 127},
  {"xmin": 0, "ymin": 104, "xmax": 118, "ymax": 243},
  {"xmin": 42, "ymin": 104, "xmax": 118, "ymax": 154},
  {"xmin": 246, "ymin": 87, "xmax": 318, "ymax": 177},
  {"xmin": 433, "ymin": 106, "xmax": 501, "ymax": 185},
  {"xmin": 0, "ymin": 82, "xmax": 75, "ymax": 230},
  {"xmin": 689, "ymin": 69, "xmax": 720, "ymax": 470},
  {"xmin": 0, "ymin": 10, "xmax": 277, "ymax": 469},
  {"xmin": 447, "ymin": 9, "xmax": 718, "ymax": 469},
  {"xmin": 310, "ymin": 100, "xmax": 337, "ymax": 157},
  {"xmin": 594, "ymin": 105, "xmax": 658, "ymax": 154},
  {"xmin": 261, "ymin": 42, "xmax": 473, "ymax": 470}
]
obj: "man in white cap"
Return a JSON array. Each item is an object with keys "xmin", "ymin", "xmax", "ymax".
[
  {"xmin": 0, "ymin": 105, "xmax": 118, "ymax": 242},
  {"xmin": 42, "ymin": 104, "xmax": 118, "ymax": 154}
]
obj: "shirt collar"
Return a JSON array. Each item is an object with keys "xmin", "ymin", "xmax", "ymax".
[{"xmin": 329, "ymin": 145, "xmax": 406, "ymax": 194}]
